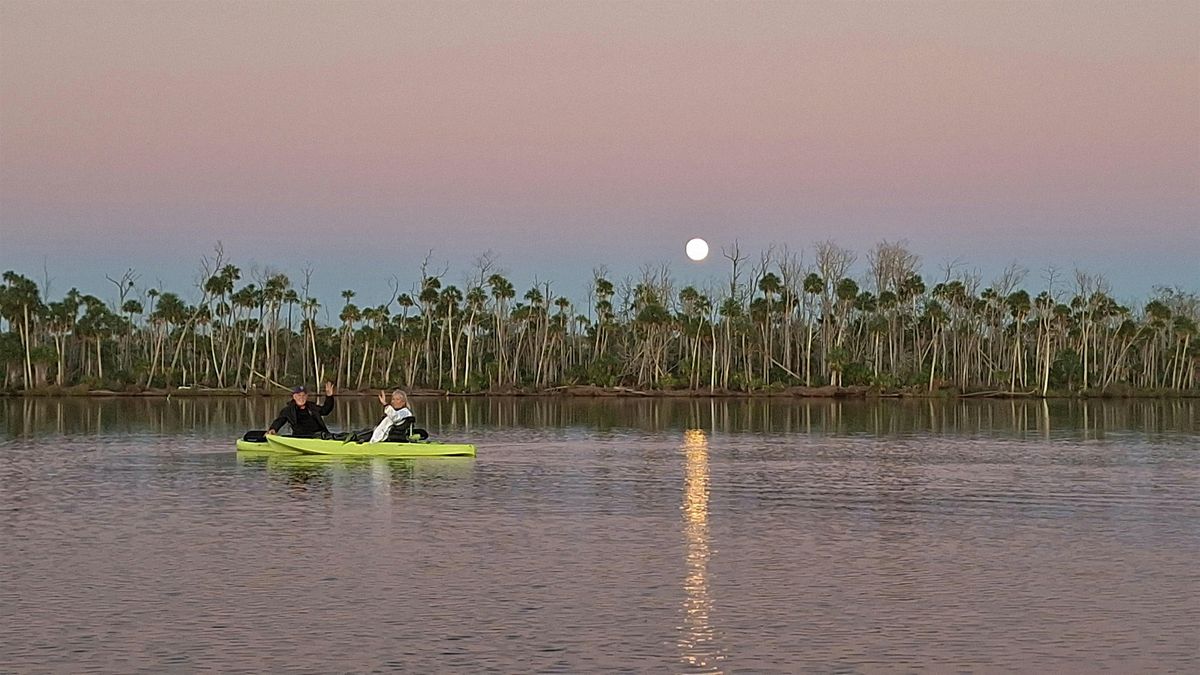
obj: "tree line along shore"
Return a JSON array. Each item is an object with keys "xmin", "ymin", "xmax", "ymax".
[{"xmin": 1, "ymin": 242, "xmax": 1196, "ymax": 397}]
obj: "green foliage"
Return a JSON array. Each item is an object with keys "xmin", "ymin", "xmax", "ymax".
[
  {"xmin": 0, "ymin": 256, "xmax": 1196, "ymax": 395},
  {"xmin": 1049, "ymin": 348, "xmax": 1083, "ymax": 390},
  {"xmin": 870, "ymin": 372, "xmax": 898, "ymax": 389},
  {"xmin": 0, "ymin": 332, "xmax": 23, "ymax": 363},
  {"xmin": 841, "ymin": 361, "xmax": 874, "ymax": 386}
]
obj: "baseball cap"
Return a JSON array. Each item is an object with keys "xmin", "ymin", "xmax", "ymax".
[{"xmin": 292, "ymin": 385, "xmax": 307, "ymax": 393}]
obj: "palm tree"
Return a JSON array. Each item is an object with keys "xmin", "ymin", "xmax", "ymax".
[
  {"xmin": 485, "ymin": 275, "xmax": 514, "ymax": 387},
  {"xmin": 590, "ymin": 275, "xmax": 615, "ymax": 375},
  {"xmin": 301, "ymin": 295, "xmax": 321, "ymax": 385},
  {"xmin": 1169, "ymin": 315, "xmax": 1197, "ymax": 390},
  {"xmin": 76, "ymin": 297, "xmax": 120, "ymax": 383},
  {"xmin": 44, "ymin": 299, "xmax": 77, "ymax": 386},
  {"xmin": 418, "ymin": 276, "xmax": 441, "ymax": 384},
  {"xmin": 553, "ymin": 295, "xmax": 573, "ymax": 379},
  {"xmin": 338, "ymin": 290, "xmax": 360, "ymax": 388},
  {"xmin": 145, "ymin": 292, "xmax": 185, "ymax": 386},
  {"xmin": 440, "ymin": 285, "xmax": 464, "ymax": 387},
  {"xmin": 833, "ymin": 277, "xmax": 859, "ymax": 360},
  {"xmin": 802, "ymin": 272, "xmax": 823, "ymax": 386},
  {"xmin": 460, "ymin": 286, "xmax": 488, "ymax": 389},
  {"xmin": 1005, "ymin": 290, "xmax": 1031, "ymax": 391},
  {"xmin": 0, "ymin": 272, "xmax": 42, "ymax": 389},
  {"xmin": 1143, "ymin": 300, "xmax": 1173, "ymax": 389},
  {"xmin": 756, "ymin": 272, "xmax": 782, "ymax": 384}
]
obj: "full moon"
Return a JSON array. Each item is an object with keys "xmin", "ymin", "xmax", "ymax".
[{"xmin": 685, "ymin": 238, "xmax": 709, "ymax": 261}]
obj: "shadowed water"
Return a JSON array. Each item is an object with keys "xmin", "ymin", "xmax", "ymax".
[{"xmin": 2, "ymin": 397, "xmax": 1197, "ymax": 672}]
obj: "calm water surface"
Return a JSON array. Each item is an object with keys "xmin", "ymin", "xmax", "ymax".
[{"xmin": 2, "ymin": 397, "xmax": 1198, "ymax": 672}]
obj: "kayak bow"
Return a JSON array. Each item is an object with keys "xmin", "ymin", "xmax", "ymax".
[{"xmin": 235, "ymin": 438, "xmax": 298, "ymax": 453}]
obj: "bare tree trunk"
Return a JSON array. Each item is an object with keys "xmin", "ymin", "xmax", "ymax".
[
  {"xmin": 385, "ymin": 341, "xmax": 397, "ymax": 384},
  {"xmin": 356, "ymin": 335, "xmax": 370, "ymax": 390},
  {"xmin": 22, "ymin": 305, "xmax": 33, "ymax": 390}
]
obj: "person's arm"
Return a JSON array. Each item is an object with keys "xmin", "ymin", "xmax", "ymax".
[
  {"xmin": 373, "ymin": 405, "xmax": 412, "ymax": 425},
  {"xmin": 267, "ymin": 411, "xmax": 289, "ymax": 434},
  {"xmin": 318, "ymin": 381, "xmax": 336, "ymax": 416}
]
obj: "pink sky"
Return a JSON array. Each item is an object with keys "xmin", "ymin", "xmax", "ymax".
[{"xmin": 1, "ymin": 0, "xmax": 1196, "ymax": 306}]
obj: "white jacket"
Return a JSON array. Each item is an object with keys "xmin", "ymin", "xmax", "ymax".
[{"xmin": 369, "ymin": 405, "xmax": 414, "ymax": 443}]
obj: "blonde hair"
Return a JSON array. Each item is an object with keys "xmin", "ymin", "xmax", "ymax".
[{"xmin": 391, "ymin": 389, "xmax": 408, "ymax": 403}]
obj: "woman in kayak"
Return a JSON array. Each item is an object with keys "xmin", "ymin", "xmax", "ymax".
[
  {"xmin": 369, "ymin": 389, "xmax": 414, "ymax": 443},
  {"xmin": 266, "ymin": 381, "xmax": 336, "ymax": 438}
]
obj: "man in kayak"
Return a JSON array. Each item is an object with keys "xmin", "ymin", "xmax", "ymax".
[
  {"xmin": 369, "ymin": 389, "xmax": 414, "ymax": 443},
  {"xmin": 266, "ymin": 381, "xmax": 336, "ymax": 437}
]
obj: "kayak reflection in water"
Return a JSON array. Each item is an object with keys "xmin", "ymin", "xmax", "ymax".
[
  {"xmin": 266, "ymin": 381, "xmax": 336, "ymax": 438},
  {"xmin": 369, "ymin": 389, "xmax": 415, "ymax": 443}
]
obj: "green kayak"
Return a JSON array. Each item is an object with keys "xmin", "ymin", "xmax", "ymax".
[
  {"xmin": 236, "ymin": 438, "xmax": 298, "ymax": 453},
  {"xmin": 241, "ymin": 435, "xmax": 476, "ymax": 457}
]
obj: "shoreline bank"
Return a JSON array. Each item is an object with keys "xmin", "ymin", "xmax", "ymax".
[{"xmin": 2, "ymin": 385, "xmax": 1195, "ymax": 400}]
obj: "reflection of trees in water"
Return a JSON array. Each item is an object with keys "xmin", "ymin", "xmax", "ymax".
[
  {"xmin": 679, "ymin": 428, "xmax": 725, "ymax": 672},
  {"xmin": 3, "ymin": 396, "xmax": 1195, "ymax": 438},
  {"xmin": 452, "ymin": 397, "xmax": 1197, "ymax": 438}
]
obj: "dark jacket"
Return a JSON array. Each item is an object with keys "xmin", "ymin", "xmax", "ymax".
[{"xmin": 269, "ymin": 396, "xmax": 335, "ymax": 437}]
